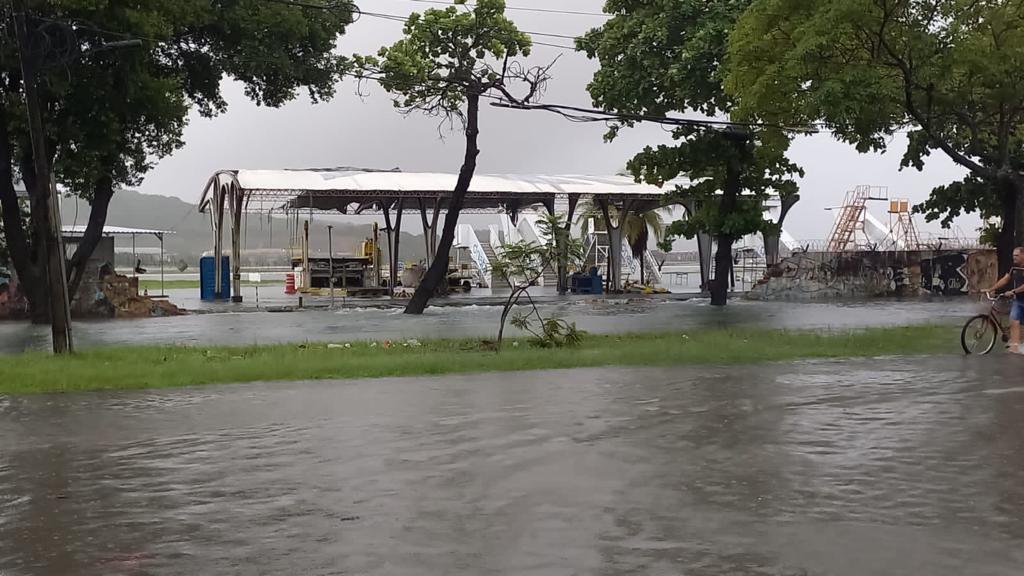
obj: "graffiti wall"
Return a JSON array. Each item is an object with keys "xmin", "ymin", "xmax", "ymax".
[
  {"xmin": 921, "ymin": 253, "xmax": 969, "ymax": 295},
  {"xmin": 748, "ymin": 249, "xmax": 997, "ymax": 301}
]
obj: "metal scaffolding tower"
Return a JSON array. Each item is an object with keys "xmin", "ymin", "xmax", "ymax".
[
  {"xmin": 826, "ymin": 185, "xmax": 888, "ymax": 252},
  {"xmin": 886, "ymin": 198, "xmax": 922, "ymax": 251}
]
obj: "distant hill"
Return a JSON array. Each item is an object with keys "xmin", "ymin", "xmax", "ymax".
[{"xmin": 60, "ymin": 190, "xmax": 427, "ymax": 265}]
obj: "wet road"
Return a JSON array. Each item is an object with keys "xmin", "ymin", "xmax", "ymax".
[
  {"xmin": 0, "ymin": 297, "xmax": 982, "ymax": 354},
  {"xmin": 2, "ymin": 356, "xmax": 1024, "ymax": 575}
]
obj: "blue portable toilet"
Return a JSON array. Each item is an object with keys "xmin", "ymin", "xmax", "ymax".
[
  {"xmin": 570, "ymin": 266, "xmax": 603, "ymax": 295},
  {"xmin": 200, "ymin": 255, "xmax": 231, "ymax": 301},
  {"xmin": 587, "ymin": 266, "xmax": 603, "ymax": 295}
]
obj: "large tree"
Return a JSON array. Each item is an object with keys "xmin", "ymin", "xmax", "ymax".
[
  {"xmin": 579, "ymin": 0, "xmax": 800, "ymax": 306},
  {"xmin": 0, "ymin": 0, "xmax": 352, "ymax": 321},
  {"xmin": 355, "ymin": 0, "xmax": 546, "ymax": 315},
  {"xmin": 726, "ymin": 0, "xmax": 1024, "ymax": 272}
]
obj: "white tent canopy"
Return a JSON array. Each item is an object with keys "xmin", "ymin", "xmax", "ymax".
[
  {"xmin": 197, "ymin": 169, "xmax": 692, "ymax": 300},
  {"xmin": 231, "ymin": 169, "xmax": 684, "ymax": 195},
  {"xmin": 62, "ymin": 225, "xmax": 174, "ymax": 237},
  {"xmin": 199, "ymin": 169, "xmax": 689, "ymax": 215}
]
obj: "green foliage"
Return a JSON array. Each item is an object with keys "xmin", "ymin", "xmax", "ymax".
[
  {"xmin": 510, "ymin": 313, "xmax": 584, "ymax": 348},
  {"xmin": 915, "ymin": 176, "xmax": 1001, "ymax": 227},
  {"xmin": 353, "ymin": 0, "xmax": 531, "ymax": 117},
  {"xmin": 656, "ymin": 234, "xmax": 676, "ymax": 255},
  {"xmin": 979, "ymin": 222, "xmax": 1001, "ymax": 248},
  {"xmin": 490, "ymin": 240, "xmax": 548, "ymax": 287},
  {"xmin": 4, "ymin": 0, "xmax": 354, "ymax": 196},
  {"xmin": 577, "ymin": 0, "xmax": 801, "ymax": 242},
  {"xmin": 726, "ymin": 0, "xmax": 1024, "ymax": 228},
  {"xmin": 631, "ymin": 130, "xmax": 800, "ymax": 240},
  {"xmin": 491, "ymin": 214, "xmax": 585, "ymax": 348},
  {"xmin": 538, "ymin": 211, "xmax": 586, "ymax": 294}
]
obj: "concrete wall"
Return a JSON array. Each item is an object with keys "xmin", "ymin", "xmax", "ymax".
[{"xmin": 747, "ymin": 249, "xmax": 998, "ymax": 301}]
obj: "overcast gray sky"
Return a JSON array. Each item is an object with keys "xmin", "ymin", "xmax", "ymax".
[{"xmin": 137, "ymin": 0, "xmax": 979, "ymax": 242}]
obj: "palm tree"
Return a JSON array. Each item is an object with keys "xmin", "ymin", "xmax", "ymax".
[
  {"xmin": 577, "ymin": 203, "xmax": 665, "ymax": 286},
  {"xmin": 625, "ymin": 209, "xmax": 665, "ymax": 286}
]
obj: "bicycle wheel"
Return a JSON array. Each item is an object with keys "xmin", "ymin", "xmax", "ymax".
[{"xmin": 961, "ymin": 315, "xmax": 998, "ymax": 355}]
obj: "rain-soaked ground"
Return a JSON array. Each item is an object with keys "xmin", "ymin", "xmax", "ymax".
[
  {"xmin": 0, "ymin": 296, "xmax": 984, "ymax": 354},
  {"xmin": 2, "ymin": 356, "xmax": 1024, "ymax": 575}
]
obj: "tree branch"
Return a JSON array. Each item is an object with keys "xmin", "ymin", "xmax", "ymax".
[
  {"xmin": 66, "ymin": 171, "xmax": 115, "ymax": 296},
  {"xmin": 873, "ymin": 10, "xmax": 995, "ymax": 178}
]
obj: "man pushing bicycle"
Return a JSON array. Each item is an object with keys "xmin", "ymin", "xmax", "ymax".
[{"xmin": 985, "ymin": 246, "xmax": 1024, "ymax": 354}]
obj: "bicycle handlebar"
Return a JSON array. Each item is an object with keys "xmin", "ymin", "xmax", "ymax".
[{"xmin": 984, "ymin": 291, "xmax": 1012, "ymax": 301}]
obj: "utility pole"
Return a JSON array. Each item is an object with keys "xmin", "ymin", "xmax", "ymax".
[{"xmin": 13, "ymin": 1, "xmax": 73, "ymax": 353}]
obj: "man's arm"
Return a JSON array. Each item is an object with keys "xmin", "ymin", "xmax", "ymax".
[
  {"xmin": 1003, "ymin": 275, "xmax": 1024, "ymax": 298},
  {"xmin": 987, "ymin": 273, "xmax": 1010, "ymax": 294}
]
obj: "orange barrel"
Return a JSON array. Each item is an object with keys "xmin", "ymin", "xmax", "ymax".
[{"xmin": 285, "ymin": 272, "xmax": 296, "ymax": 294}]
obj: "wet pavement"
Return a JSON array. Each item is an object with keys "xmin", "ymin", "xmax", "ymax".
[
  {"xmin": 2, "ymin": 356, "xmax": 1024, "ymax": 575},
  {"xmin": 0, "ymin": 297, "xmax": 984, "ymax": 354}
]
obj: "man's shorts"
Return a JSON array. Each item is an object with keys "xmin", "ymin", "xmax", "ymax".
[{"xmin": 1012, "ymin": 299, "xmax": 1024, "ymax": 322}]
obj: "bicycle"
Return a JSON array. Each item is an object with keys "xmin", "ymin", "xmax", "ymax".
[{"xmin": 961, "ymin": 292, "xmax": 1014, "ymax": 354}]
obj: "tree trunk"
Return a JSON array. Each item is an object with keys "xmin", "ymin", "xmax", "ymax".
[
  {"xmin": 710, "ymin": 234, "xmax": 734, "ymax": 306},
  {"xmin": 496, "ymin": 287, "xmax": 522, "ymax": 347},
  {"xmin": 639, "ymin": 250, "xmax": 645, "ymax": 285},
  {"xmin": 762, "ymin": 231, "xmax": 780, "ymax": 269},
  {"xmin": 0, "ymin": 102, "xmax": 42, "ymax": 319},
  {"xmin": 607, "ymin": 226, "xmax": 623, "ymax": 292},
  {"xmin": 24, "ymin": 280, "xmax": 49, "ymax": 323},
  {"xmin": 1015, "ymin": 180, "xmax": 1024, "ymax": 253},
  {"xmin": 997, "ymin": 180, "xmax": 1017, "ymax": 275},
  {"xmin": 66, "ymin": 174, "xmax": 114, "ymax": 298},
  {"xmin": 556, "ymin": 196, "xmax": 580, "ymax": 296},
  {"xmin": 557, "ymin": 237, "xmax": 569, "ymax": 295},
  {"xmin": 710, "ymin": 150, "xmax": 742, "ymax": 307},
  {"xmin": 1, "ymin": 109, "xmax": 53, "ymax": 322},
  {"xmin": 404, "ymin": 93, "xmax": 480, "ymax": 315},
  {"xmin": 763, "ymin": 193, "xmax": 798, "ymax": 269}
]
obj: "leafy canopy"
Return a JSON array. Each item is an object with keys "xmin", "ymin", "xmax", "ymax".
[
  {"xmin": 578, "ymin": 0, "xmax": 801, "ymax": 242},
  {"xmin": 3, "ymin": 0, "xmax": 353, "ymax": 197},
  {"xmin": 354, "ymin": 0, "xmax": 531, "ymax": 119},
  {"xmin": 726, "ymin": 0, "xmax": 1024, "ymax": 226}
]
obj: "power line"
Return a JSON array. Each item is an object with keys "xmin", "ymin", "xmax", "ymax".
[
  {"xmin": 358, "ymin": 10, "xmax": 580, "ymax": 49},
  {"xmin": 35, "ymin": 17, "xmax": 164, "ymax": 44},
  {"xmin": 490, "ymin": 101, "xmax": 819, "ymax": 134},
  {"xmin": 258, "ymin": 0, "xmax": 357, "ymax": 10},
  {"xmin": 406, "ymin": 0, "xmax": 608, "ymax": 17},
  {"xmin": 530, "ymin": 40, "xmax": 577, "ymax": 50},
  {"xmin": 254, "ymin": 0, "xmax": 583, "ymax": 48}
]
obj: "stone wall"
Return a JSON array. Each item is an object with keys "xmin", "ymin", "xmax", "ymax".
[{"xmin": 747, "ymin": 249, "xmax": 998, "ymax": 301}]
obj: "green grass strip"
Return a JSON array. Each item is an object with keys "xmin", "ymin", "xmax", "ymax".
[{"xmin": 0, "ymin": 324, "xmax": 958, "ymax": 395}]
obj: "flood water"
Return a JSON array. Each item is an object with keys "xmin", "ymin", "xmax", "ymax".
[
  {"xmin": 2, "ymin": 356, "xmax": 1024, "ymax": 575},
  {"xmin": 0, "ymin": 297, "xmax": 983, "ymax": 354}
]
